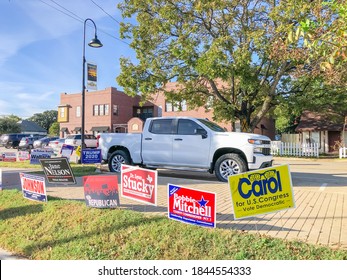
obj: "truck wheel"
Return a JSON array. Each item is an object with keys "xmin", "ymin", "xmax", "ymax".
[
  {"xmin": 108, "ymin": 150, "xmax": 131, "ymax": 173},
  {"xmin": 214, "ymin": 153, "xmax": 247, "ymax": 182}
]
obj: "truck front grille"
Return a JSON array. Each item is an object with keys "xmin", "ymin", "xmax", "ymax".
[{"xmin": 262, "ymin": 148, "xmax": 271, "ymax": 155}]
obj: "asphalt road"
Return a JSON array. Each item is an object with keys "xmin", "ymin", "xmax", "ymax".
[
  {"xmin": 1, "ymin": 146, "xmax": 347, "ymax": 190},
  {"xmin": 157, "ymin": 157, "xmax": 347, "ymax": 191}
]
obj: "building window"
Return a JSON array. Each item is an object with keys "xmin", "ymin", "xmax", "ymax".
[
  {"xmin": 165, "ymin": 100, "xmax": 187, "ymax": 112},
  {"xmin": 99, "ymin": 104, "xmax": 104, "ymax": 116},
  {"xmin": 76, "ymin": 106, "xmax": 81, "ymax": 117},
  {"xmin": 134, "ymin": 107, "xmax": 153, "ymax": 121},
  {"xmin": 205, "ymin": 96, "xmax": 214, "ymax": 110},
  {"xmin": 93, "ymin": 105, "xmax": 99, "ymax": 116},
  {"xmin": 60, "ymin": 107, "xmax": 65, "ymax": 118},
  {"xmin": 93, "ymin": 104, "xmax": 109, "ymax": 116},
  {"xmin": 105, "ymin": 104, "xmax": 109, "ymax": 115},
  {"xmin": 181, "ymin": 100, "xmax": 187, "ymax": 111},
  {"xmin": 113, "ymin": 105, "xmax": 119, "ymax": 115},
  {"xmin": 165, "ymin": 102, "xmax": 172, "ymax": 112}
]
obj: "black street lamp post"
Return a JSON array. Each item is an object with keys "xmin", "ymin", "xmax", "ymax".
[{"xmin": 81, "ymin": 18, "xmax": 102, "ymax": 162}]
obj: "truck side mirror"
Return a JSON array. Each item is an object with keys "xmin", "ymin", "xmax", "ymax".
[{"xmin": 195, "ymin": 128, "xmax": 208, "ymax": 139}]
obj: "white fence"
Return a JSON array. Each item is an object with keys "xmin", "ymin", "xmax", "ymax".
[
  {"xmin": 271, "ymin": 141, "xmax": 319, "ymax": 157},
  {"xmin": 339, "ymin": 147, "xmax": 347, "ymax": 158}
]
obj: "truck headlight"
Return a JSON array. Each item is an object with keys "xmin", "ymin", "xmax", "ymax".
[{"xmin": 248, "ymin": 139, "xmax": 263, "ymax": 145}]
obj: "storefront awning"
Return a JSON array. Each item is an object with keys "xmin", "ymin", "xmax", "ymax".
[
  {"xmin": 73, "ymin": 127, "xmax": 81, "ymax": 132},
  {"xmin": 60, "ymin": 127, "xmax": 68, "ymax": 132},
  {"xmin": 90, "ymin": 126, "xmax": 109, "ymax": 132}
]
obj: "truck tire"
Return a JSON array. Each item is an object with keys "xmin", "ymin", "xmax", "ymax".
[
  {"xmin": 214, "ymin": 153, "xmax": 247, "ymax": 182},
  {"xmin": 108, "ymin": 150, "xmax": 131, "ymax": 173}
]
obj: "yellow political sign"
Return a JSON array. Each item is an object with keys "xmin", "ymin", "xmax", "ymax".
[
  {"xmin": 228, "ymin": 164, "xmax": 295, "ymax": 219},
  {"xmin": 76, "ymin": 145, "xmax": 81, "ymax": 157}
]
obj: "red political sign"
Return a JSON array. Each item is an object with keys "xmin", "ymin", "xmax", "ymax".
[
  {"xmin": 2, "ymin": 152, "xmax": 17, "ymax": 162},
  {"xmin": 83, "ymin": 175, "xmax": 120, "ymax": 208},
  {"xmin": 121, "ymin": 164, "xmax": 157, "ymax": 206},
  {"xmin": 168, "ymin": 184, "xmax": 216, "ymax": 228}
]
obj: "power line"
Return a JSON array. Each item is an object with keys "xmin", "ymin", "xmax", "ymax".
[
  {"xmin": 49, "ymin": 0, "xmax": 84, "ymax": 22},
  {"xmin": 90, "ymin": 0, "xmax": 121, "ymax": 25},
  {"xmin": 38, "ymin": 0, "xmax": 83, "ymax": 24},
  {"xmin": 38, "ymin": 0, "xmax": 129, "ymax": 46}
]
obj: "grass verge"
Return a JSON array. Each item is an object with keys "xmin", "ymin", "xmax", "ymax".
[{"xmin": 0, "ymin": 190, "xmax": 346, "ymax": 260}]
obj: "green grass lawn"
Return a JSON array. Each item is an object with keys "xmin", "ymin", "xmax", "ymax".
[{"xmin": 0, "ymin": 190, "xmax": 346, "ymax": 260}]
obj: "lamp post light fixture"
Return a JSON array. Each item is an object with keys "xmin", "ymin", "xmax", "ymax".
[{"xmin": 81, "ymin": 18, "xmax": 102, "ymax": 161}]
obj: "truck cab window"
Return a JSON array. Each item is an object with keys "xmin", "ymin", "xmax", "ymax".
[
  {"xmin": 177, "ymin": 119, "xmax": 204, "ymax": 135},
  {"xmin": 150, "ymin": 119, "xmax": 173, "ymax": 134}
]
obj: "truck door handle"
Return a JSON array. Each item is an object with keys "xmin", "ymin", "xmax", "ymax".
[
  {"xmin": 144, "ymin": 138, "xmax": 152, "ymax": 140},
  {"xmin": 174, "ymin": 138, "xmax": 183, "ymax": 141}
]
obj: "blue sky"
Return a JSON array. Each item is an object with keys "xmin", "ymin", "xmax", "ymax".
[{"xmin": 0, "ymin": 0, "xmax": 134, "ymax": 118}]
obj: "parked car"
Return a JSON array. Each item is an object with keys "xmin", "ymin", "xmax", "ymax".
[
  {"xmin": 65, "ymin": 134, "xmax": 97, "ymax": 148},
  {"xmin": 18, "ymin": 135, "xmax": 43, "ymax": 150},
  {"xmin": 33, "ymin": 136, "xmax": 59, "ymax": 148},
  {"xmin": 48, "ymin": 138, "xmax": 65, "ymax": 154},
  {"xmin": 0, "ymin": 133, "xmax": 32, "ymax": 148}
]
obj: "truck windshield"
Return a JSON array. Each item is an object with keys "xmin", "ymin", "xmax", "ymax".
[{"xmin": 198, "ymin": 119, "xmax": 226, "ymax": 132}]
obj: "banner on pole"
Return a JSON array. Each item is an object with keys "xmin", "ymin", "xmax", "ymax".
[{"xmin": 87, "ymin": 62, "xmax": 97, "ymax": 90}]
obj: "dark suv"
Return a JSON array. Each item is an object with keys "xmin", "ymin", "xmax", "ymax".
[{"xmin": 0, "ymin": 133, "xmax": 31, "ymax": 148}]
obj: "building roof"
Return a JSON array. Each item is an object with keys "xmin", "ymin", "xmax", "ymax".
[
  {"xmin": 18, "ymin": 119, "xmax": 47, "ymax": 133},
  {"xmin": 295, "ymin": 111, "xmax": 345, "ymax": 132}
]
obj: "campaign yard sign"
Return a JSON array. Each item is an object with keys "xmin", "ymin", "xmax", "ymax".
[
  {"xmin": 20, "ymin": 173, "xmax": 47, "ymax": 202},
  {"xmin": 83, "ymin": 175, "xmax": 120, "ymax": 208},
  {"xmin": 168, "ymin": 184, "xmax": 216, "ymax": 228},
  {"xmin": 121, "ymin": 164, "xmax": 157, "ymax": 206},
  {"xmin": 1, "ymin": 152, "xmax": 17, "ymax": 162},
  {"xmin": 30, "ymin": 148, "xmax": 53, "ymax": 164},
  {"xmin": 18, "ymin": 151, "xmax": 30, "ymax": 161},
  {"xmin": 39, "ymin": 158, "xmax": 76, "ymax": 184},
  {"xmin": 60, "ymin": 144, "xmax": 74, "ymax": 159},
  {"xmin": 81, "ymin": 149, "xmax": 102, "ymax": 164},
  {"xmin": 228, "ymin": 164, "xmax": 295, "ymax": 219}
]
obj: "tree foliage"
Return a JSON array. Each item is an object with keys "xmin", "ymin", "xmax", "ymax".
[
  {"xmin": 0, "ymin": 116, "xmax": 21, "ymax": 134},
  {"xmin": 273, "ymin": 0, "xmax": 347, "ymax": 125},
  {"xmin": 48, "ymin": 122, "xmax": 60, "ymax": 136},
  {"xmin": 27, "ymin": 110, "xmax": 58, "ymax": 132},
  {"xmin": 117, "ymin": 0, "xmax": 327, "ymax": 132}
]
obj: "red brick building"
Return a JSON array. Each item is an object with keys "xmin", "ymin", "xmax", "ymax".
[{"xmin": 58, "ymin": 86, "xmax": 275, "ymax": 139}]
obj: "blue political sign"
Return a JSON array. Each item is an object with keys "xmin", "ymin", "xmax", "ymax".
[{"xmin": 81, "ymin": 149, "xmax": 102, "ymax": 164}]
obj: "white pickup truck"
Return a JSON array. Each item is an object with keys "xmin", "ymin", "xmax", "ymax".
[{"xmin": 97, "ymin": 117, "xmax": 273, "ymax": 182}]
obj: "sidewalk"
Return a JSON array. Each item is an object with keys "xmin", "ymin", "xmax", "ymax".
[{"xmin": 0, "ymin": 248, "xmax": 26, "ymax": 260}]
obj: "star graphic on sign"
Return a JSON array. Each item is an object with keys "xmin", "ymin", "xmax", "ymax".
[
  {"xmin": 197, "ymin": 196, "xmax": 209, "ymax": 207},
  {"xmin": 147, "ymin": 174, "xmax": 153, "ymax": 183}
]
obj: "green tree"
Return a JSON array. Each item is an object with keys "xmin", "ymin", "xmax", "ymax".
[
  {"xmin": 116, "ymin": 0, "xmax": 320, "ymax": 132},
  {"xmin": 0, "ymin": 116, "xmax": 21, "ymax": 134},
  {"xmin": 28, "ymin": 110, "xmax": 58, "ymax": 132},
  {"xmin": 48, "ymin": 122, "xmax": 60, "ymax": 136},
  {"xmin": 281, "ymin": 0, "xmax": 347, "ymax": 120}
]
